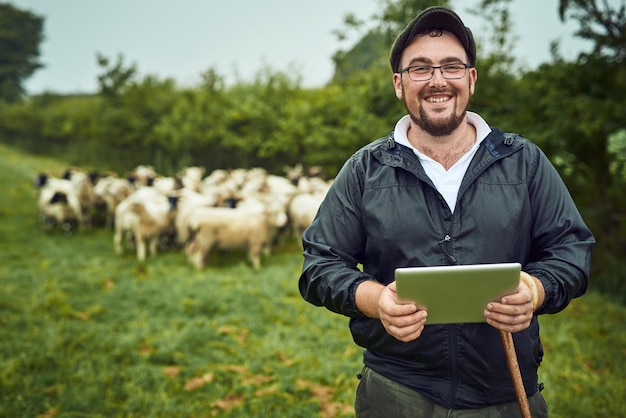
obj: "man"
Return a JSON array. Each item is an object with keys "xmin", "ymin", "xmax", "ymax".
[{"xmin": 298, "ymin": 6, "xmax": 594, "ymax": 417}]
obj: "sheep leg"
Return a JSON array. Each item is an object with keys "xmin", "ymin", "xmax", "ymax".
[
  {"xmin": 114, "ymin": 226, "xmax": 124, "ymax": 254},
  {"xmin": 135, "ymin": 228, "xmax": 147, "ymax": 261}
]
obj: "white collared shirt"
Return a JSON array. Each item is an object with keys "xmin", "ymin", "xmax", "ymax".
[{"xmin": 393, "ymin": 112, "xmax": 492, "ymax": 212}]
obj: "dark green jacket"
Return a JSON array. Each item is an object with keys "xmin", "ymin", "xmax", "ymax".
[{"xmin": 299, "ymin": 128, "xmax": 595, "ymax": 409}]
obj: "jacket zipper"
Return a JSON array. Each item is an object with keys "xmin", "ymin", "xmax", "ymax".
[{"xmin": 438, "ymin": 234, "xmax": 457, "ymax": 263}]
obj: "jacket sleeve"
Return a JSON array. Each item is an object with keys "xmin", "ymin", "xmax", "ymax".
[
  {"xmin": 298, "ymin": 155, "xmax": 373, "ymax": 318},
  {"xmin": 524, "ymin": 144, "xmax": 595, "ymax": 315}
]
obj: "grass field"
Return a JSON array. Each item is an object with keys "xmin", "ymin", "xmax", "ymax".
[{"xmin": 1, "ymin": 142, "xmax": 624, "ymax": 418}]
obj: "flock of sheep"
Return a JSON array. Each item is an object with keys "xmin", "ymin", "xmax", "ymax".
[{"xmin": 33, "ymin": 164, "xmax": 332, "ymax": 269}]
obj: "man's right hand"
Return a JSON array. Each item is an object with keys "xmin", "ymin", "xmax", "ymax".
[{"xmin": 356, "ymin": 280, "xmax": 428, "ymax": 342}]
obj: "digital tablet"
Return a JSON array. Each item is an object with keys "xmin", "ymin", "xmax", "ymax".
[{"xmin": 395, "ymin": 263, "xmax": 521, "ymax": 324}]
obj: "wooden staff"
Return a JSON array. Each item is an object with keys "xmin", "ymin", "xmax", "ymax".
[{"xmin": 500, "ymin": 330, "xmax": 532, "ymax": 418}]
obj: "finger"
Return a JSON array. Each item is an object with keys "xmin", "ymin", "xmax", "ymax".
[
  {"xmin": 500, "ymin": 290, "xmax": 533, "ymax": 306},
  {"xmin": 502, "ymin": 280, "xmax": 535, "ymax": 304},
  {"xmin": 385, "ymin": 315, "xmax": 428, "ymax": 342},
  {"xmin": 385, "ymin": 302, "xmax": 419, "ymax": 317},
  {"xmin": 393, "ymin": 325, "xmax": 426, "ymax": 342},
  {"xmin": 381, "ymin": 309, "xmax": 427, "ymax": 327},
  {"xmin": 485, "ymin": 308, "xmax": 532, "ymax": 325},
  {"xmin": 487, "ymin": 301, "xmax": 532, "ymax": 317},
  {"xmin": 381, "ymin": 311, "xmax": 427, "ymax": 329},
  {"xmin": 380, "ymin": 283, "xmax": 418, "ymax": 314},
  {"xmin": 484, "ymin": 306, "xmax": 533, "ymax": 332}
]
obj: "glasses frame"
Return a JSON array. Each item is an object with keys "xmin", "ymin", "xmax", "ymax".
[{"xmin": 399, "ymin": 63, "xmax": 470, "ymax": 82}]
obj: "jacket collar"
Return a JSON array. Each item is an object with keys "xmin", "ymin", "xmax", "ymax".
[{"xmin": 369, "ymin": 127, "xmax": 524, "ymax": 178}]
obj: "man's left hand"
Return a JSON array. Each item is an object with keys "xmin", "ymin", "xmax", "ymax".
[{"xmin": 484, "ymin": 275, "xmax": 540, "ymax": 332}]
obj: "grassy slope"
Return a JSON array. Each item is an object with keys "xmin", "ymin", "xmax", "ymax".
[{"xmin": 0, "ymin": 142, "xmax": 624, "ymax": 418}]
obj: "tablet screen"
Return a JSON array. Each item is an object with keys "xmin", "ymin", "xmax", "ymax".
[{"xmin": 395, "ymin": 263, "xmax": 521, "ymax": 324}]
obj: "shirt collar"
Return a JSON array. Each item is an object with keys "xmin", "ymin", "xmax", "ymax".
[{"xmin": 393, "ymin": 111, "xmax": 492, "ymax": 150}]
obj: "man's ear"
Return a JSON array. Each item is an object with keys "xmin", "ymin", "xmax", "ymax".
[
  {"xmin": 393, "ymin": 73, "xmax": 404, "ymax": 100},
  {"xmin": 469, "ymin": 68, "xmax": 477, "ymax": 95}
]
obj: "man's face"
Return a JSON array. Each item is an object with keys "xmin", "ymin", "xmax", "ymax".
[{"xmin": 392, "ymin": 31, "xmax": 477, "ymax": 137}]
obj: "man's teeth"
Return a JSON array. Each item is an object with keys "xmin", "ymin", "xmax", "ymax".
[{"xmin": 428, "ymin": 97, "xmax": 449, "ymax": 103}]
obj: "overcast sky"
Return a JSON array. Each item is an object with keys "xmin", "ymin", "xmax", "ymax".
[{"xmin": 9, "ymin": 0, "xmax": 591, "ymax": 95}]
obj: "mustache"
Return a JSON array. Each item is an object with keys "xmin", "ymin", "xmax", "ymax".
[{"xmin": 419, "ymin": 88, "xmax": 456, "ymax": 99}]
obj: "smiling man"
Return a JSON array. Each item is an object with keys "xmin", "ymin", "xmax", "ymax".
[{"xmin": 298, "ymin": 6, "xmax": 595, "ymax": 417}]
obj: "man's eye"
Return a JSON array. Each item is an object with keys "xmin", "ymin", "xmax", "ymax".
[{"xmin": 411, "ymin": 66, "xmax": 431, "ymax": 74}]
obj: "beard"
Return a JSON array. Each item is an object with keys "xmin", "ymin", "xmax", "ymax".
[{"xmin": 403, "ymin": 87, "xmax": 467, "ymax": 137}]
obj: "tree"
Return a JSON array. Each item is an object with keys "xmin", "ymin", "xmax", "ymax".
[
  {"xmin": 0, "ymin": 3, "xmax": 44, "ymax": 102},
  {"xmin": 558, "ymin": 0, "xmax": 626, "ymax": 62},
  {"xmin": 96, "ymin": 53, "xmax": 137, "ymax": 101},
  {"xmin": 507, "ymin": 0, "xmax": 626, "ymax": 297},
  {"xmin": 331, "ymin": 0, "xmax": 450, "ymax": 84},
  {"xmin": 332, "ymin": 30, "xmax": 389, "ymax": 85}
]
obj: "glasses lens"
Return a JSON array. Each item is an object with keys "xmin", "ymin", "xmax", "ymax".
[
  {"xmin": 442, "ymin": 65, "xmax": 466, "ymax": 79},
  {"xmin": 407, "ymin": 67, "xmax": 431, "ymax": 81},
  {"xmin": 405, "ymin": 65, "xmax": 467, "ymax": 81}
]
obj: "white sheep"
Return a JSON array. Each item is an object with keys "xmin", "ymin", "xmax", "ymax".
[
  {"xmin": 35, "ymin": 174, "xmax": 83, "ymax": 234},
  {"xmin": 179, "ymin": 166, "xmax": 206, "ymax": 192},
  {"xmin": 287, "ymin": 192, "xmax": 326, "ymax": 242},
  {"xmin": 128, "ymin": 164, "xmax": 158, "ymax": 188},
  {"xmin": 113, "ymin": 187, "xmax": 176, "ymax": 261},
  {"xmin": 184, "ymin": 197, "xmax": 288, "ymax": 269},
  {"xmin": 93, "ymin": 174, "xmax": 134, "ymax": 228},
  {"xmin": 152, "ymin": 176, "xmax": 181, "ymax": 195},
  {"xmin": 62, "ymin": 168, "xmax": 96, "ymax": 229},
  {"xmin": 173, "ymin": 187, "xmax": 219, "ymax": 245}
]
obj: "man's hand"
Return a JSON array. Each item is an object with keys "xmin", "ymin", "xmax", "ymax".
[
  {"xmin": 356, "ymin": 280, "xmax": 428, "ymax": 342},
  {"xmin": 484, "ymin": 272, "xmax": 543, "ymax": 332},
  {"xmin": 379, "ymin": 282, "xmax": 428, "ymax": 342}
]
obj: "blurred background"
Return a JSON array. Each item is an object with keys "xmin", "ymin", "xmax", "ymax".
[
  {"xmin": 1, "ymin": 1, "xmax": 625, "ymax": 416},
  {"xmin": 7, "ymin": 0, "xmax": 590, "ymax": 94},
  {"xmin": 2, "ymin": 0, "xmax": 624, "ymax": 300}
]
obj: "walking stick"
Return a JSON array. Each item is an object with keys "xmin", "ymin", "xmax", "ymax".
[{"xmin": 500, "ymin": 330, "xmax": 532, "ymax": 418}]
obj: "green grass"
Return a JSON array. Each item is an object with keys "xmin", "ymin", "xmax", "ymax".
[{"xmin": 1, "ymin": 142, "xmax": 624, "ymax": 418}]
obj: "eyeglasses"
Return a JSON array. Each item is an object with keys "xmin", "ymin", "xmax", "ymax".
[{"xmin": 400, "ymin": 63, "xmax": 469, "ymax": 81}]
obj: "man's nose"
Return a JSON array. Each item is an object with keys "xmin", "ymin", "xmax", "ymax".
[{"xmin": 429, "ymin": 68, "xmax": 447, "ymax": 87}]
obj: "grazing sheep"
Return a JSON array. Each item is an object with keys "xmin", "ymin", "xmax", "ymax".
[
  {"xmin": 128, "ymin": 165, "xmax": 158, "ymax": 188},
  {"xmin": 152, "ymin": 176, "xmax": 180, "ymax": 195},
  {"xmin": 62, "ymin": 167, "xmax": 96, "ymax": 229},
  {"xmin": 93, "ymin": 174, "xmax": 134, "ymax": 228},
  {"xmin": 179, "ymin": 166, "xmax": 206, "ymax": 192},
  {"xmin": 173, "ymin": 187, "xmax": 219, "ymax": 245},
  {"xmin": 33, "ymin": 164, "xmax": 335, "ymax": 267},
  {"xmin": 113, "ymin": 187, "xmax": 176, "ymax": 261},
  {"xmin": 201, "ymin": 169, "xmax": 229, "ymax": 191},
  {"xmin": 185, "ymin": 198, "xmax": 288, "ymax": 269},
  {"xmin": 285, "ymin": 176, "xmax": 331, "ymax": 242},
  {"xmin": 296, "ymin": 176, "xmax": 332, "ymax": 195},
  {"xmin": 287, "ymin": 192, "xmax": 326, "ymax": 242},
  {"xmin": 35, "ymin": 174, "xmax": 83, "ymax": 234}
]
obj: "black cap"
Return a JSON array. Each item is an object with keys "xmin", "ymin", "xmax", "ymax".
[{"xmin": 389, "ymin": 6, "xmax": 476, "ymax": 72}]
